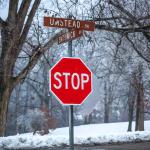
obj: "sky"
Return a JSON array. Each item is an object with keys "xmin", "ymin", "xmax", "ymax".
[{"xmin": 0, "ymin": 0, "xmax": 9, "ymax": 20}]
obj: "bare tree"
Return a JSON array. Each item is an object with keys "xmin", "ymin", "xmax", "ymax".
[
  {"xmin": 0, "ymin": 0, "xmax": 64, "ymax": 136},
  {"xmin": 93, "ymin": 0, "xmax": 150, "ymax": 62}
]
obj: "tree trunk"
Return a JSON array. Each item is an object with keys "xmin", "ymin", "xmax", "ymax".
[
  {"xmin": 127, "ymin": 83, "xmax": 135, "ymax": 132},
  {"xmin": 0, "ymin": 82, "xmax": 12, "ymax": 136},
  {"xmin": 23, "ymin": 83, "xmax": 29, "ymax": 133},
  {"xmin": 127, "ymin": 99, "xmax": 134, "ymax": 131},
  {"xmin": 84, "ymin": 114, "xmax": 92, "ymax": 124},
  {"xmin": 135, "ymin": 64, "xmax": 144, "ymax": 131},
  {"xmin": 15, "ymin": 85, "xmax": 21, "ymax": 134},
  {"xmin": 104, "ymin": 102, "xmax": 110, "ymax": 123},
  {"xmin": 104, "ymin": 81, "xmax": 110, "ymax": 123},
  {"xmin": 139, "ymin": 88, "xmax": 144, "ymax": 130},
  {"xmin": 0, "ymin": 25, "xmax": 14, "ymax": 136},
  {"xmin": 135, "ymin": 88, "xmax": 144, "ymax": 131}
]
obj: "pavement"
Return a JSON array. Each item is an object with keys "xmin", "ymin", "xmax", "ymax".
[{"xmin": 77, "ymin": 142, "xmax": 150, "ymax": 150}]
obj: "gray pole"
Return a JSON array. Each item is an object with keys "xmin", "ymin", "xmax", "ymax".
[
  {"xmin": 68, "ymin": 38, "xmax": 72, "ymax": 57},
  {"xmin": 68, "ymin": 17, "xmax": 74, "ymax": 149},
  {"xmin": 68, "ymin": 39, "xmax": 74, "ymax": 150},
  {"xmin": 69, "ymin": 105, "xmax": 74, "ymax": 150}
]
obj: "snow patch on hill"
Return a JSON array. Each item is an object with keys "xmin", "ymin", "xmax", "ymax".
[{"xmin": 0, "ymin": 121, "xmax": 150, "ymax": 149}]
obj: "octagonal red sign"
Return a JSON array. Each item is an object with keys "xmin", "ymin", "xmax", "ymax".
[{"xmin": 49, "ymin": 57, "xmax": 92, "ymax": 105}]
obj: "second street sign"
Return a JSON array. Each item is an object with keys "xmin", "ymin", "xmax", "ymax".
[
  {"xmin": 44, "ymin": 17, "xmax": 95, "ymax": 31},
  {"xmin": 58, "ymin": 29, "xmax": 83, "ymax": 44}
]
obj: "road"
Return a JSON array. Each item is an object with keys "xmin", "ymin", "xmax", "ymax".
[
  {"xmin": 4, "ymin": 142, "xmax": 150, "ymax": 150},
  {"xmin": 75, "ymin": 142, "xmax": 150, "ymax": 150}
]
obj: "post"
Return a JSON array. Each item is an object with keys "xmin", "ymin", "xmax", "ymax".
[
  {"xmin": 68, "ymin": 16, "xmax": 74, "ymax": 149},
  {"xmin": 69, "ymin": 105, "xmax": 74, "ymax": 150},
  {"xmin": 68, "ymin": 40, "xmax": 74, "ymax": 150},
  {"xmin": 68, "ymin": 37, "xmax": 72, "ymax": 57}
]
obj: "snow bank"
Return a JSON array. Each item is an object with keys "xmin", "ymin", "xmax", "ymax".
[{"xmin": 0, "ymin": 121, "xmax": 150, "ymax": 149}]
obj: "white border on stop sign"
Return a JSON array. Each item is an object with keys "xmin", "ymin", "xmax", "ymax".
[{"xmin": 49, "ymin": 57, "xmax": 93, "ymax": 105}]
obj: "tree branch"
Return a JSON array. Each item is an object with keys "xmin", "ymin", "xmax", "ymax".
[
  {"xmin": 108, "ymin": 0, "xmax": 150, "ymax": 42},
  {"xmin": 0, "ymin": 17, "xmax": 5, "ymax": 27},
  {"xmin": 18, "ymin": 0, "xmax": 41, "ymax": 53},
  {"xmin": 7, "ymin": 0, "xmax": 19, "ymax": 22},
  {"xmin": 138, "ymin": 15, "xmax": 150, "ymax": 21},
  {"xmin": 13, "ymin": 30, "xmax": 65, "ymax": 86},
  {"xmin": 126, "ymin": 35, "xmax": 150, "ymax": 63},
  {"xmin": 27, "ymin": 80, "xmax": 45, "ymax": 102},
  {"xmin": 93, "ymin": 16, "xmax": 129, "ymax": 21},
  {"xmin": 108, "ymin": 0, "xmax": 137, "ymax": 23},
  {"xmin": 11, "ymin": 0, "xmax": 41, "ymax": 68},
  {"xmin": 95, "ymin": 24, "xmax": 150, "ymax": 34},
  {"xmin": 17, "ymin": 0, "xmax": 32, "ymax": 33}
]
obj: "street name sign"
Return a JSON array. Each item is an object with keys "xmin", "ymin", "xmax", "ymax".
[
  {"xmin": 44, "ymin": 17, "xmax": 95, "ymax": 31},
  {"xmin": 58, "ymin": 29, "xmax": 83, "ymax": 44},
  {"xmin": 49, "ymin": 57, "xmax": 92, "ymax": 105}
]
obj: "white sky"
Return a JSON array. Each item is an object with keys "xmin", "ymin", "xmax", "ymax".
[{"xmin": 0, "ymin": 0, "xmax": 9, "ymax": 20}]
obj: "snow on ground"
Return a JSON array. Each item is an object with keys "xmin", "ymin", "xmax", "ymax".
[{"xmin": 0, "ymin": 121, "xmax": 150, "ymax": 149}]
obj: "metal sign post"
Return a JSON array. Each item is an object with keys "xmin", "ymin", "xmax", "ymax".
[
  {"xmin": 68, "ymin": 15, "xmax": 74, "ymax": 150},
  {"xmin": 69, "ymin": 105, "xmax": 74, "ymax": 150}
]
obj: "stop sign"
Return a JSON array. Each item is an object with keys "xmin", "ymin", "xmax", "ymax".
[{"xmin": 49, "ymin": 57, "xmax": 92, "ymax": 105}]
